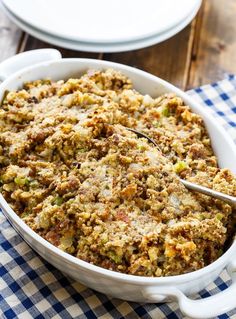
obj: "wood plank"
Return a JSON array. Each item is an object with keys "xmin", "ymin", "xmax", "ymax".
[
  {"xmin": 103, "ymin": 23, "xmax": 195, "ymax": 90},
  {"xmin": 0, "ymin": 10, "xmax": 22, "ymax": 62},
  {"xmin": 22, "ymin": 35, "xmax": 100, "ymax": 59},
  {"xmin": 188, "ymin": 0, "xmax": 236, "ymax": 89}
]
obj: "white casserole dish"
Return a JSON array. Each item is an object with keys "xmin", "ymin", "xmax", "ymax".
[{"xmin": 0, "ymin": 49, "xmax": 236, "ymax": 319}]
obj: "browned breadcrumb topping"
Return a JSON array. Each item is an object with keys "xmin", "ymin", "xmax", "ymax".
[{"xmin": 0, "ymin": 69, "xmax": 236, "ymax": 277}]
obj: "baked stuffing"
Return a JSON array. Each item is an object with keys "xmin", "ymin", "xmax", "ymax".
[{"xmin": 0, "ymin": 69, "xmax": 236, "ymax": 276}]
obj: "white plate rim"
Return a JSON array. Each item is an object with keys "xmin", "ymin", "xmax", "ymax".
[
  {"xmin": 1, "ymin": 1, "xmax": 201, "ymax": 53},
  {"xmin": 2, "ymin": 0, "xmax": 202, "ymax": 44}
]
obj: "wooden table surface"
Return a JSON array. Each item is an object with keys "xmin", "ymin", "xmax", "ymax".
[{"xmin": 1, "ymin": 0, "xmax": 236, "ymax": 91}]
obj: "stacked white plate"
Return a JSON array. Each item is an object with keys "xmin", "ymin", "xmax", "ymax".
[{"xmin": 1, "ymin": 0, "xmax": 202, "ymax": 52}]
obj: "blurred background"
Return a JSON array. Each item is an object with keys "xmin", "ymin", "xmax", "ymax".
[{"xmin": 0, "ymin": 0, "xmax": 235, "ymax": 90}]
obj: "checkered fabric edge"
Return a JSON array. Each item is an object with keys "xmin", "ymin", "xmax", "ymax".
[{"xmin": 1, "ymin": 75, "xmax": 236, "ymax": 319}]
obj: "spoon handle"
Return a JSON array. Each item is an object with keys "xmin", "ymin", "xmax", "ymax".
[
  {"xmin": 180, "ymin": 179, "xmax": 236, "ymax": 207},
  {"xmin": 126, "ymin": 127, "xmax": 236, "ymax": 207}
]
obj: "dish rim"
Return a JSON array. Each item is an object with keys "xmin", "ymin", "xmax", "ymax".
[{"xmin": 0, "ymin": 57, "xmax": 236, "ymax": 285}]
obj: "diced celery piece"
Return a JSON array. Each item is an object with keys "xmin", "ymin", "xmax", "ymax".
[
  {"xmin": 14, "ymin": 177, "xmax": 30, "ymax": 186},
  {"xmin": 174, "ymin": 161, "xmax": 187, "ymax": 173},
  {"xmin": 216, "ymin": 213, "xmax": 223, "ymax": 221},
  {"xmin": 162, "ymin": 106, "xmax": 170, "ymax": 117},
  {"xmin": 53, "ymin": 196, "xmax": 64, "ymax": 206}
]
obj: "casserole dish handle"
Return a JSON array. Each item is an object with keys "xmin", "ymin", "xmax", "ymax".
[
  {"xmin": 0, "ymin": 49, "xmax": 62, "ymax": 81},
  {"xmin": 143, "ymin": 260, "xmax": 236, "ymax": 319}
]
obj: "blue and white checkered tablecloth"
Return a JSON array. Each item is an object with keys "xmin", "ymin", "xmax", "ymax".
[{"xmin": 1, "ymin": 75, "xmax": 236, "ymax": 319}]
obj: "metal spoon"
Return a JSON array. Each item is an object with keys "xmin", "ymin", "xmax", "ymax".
[{"xmin": 127, "ymin": 128, "xmax": 236, "ymax": 207}]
